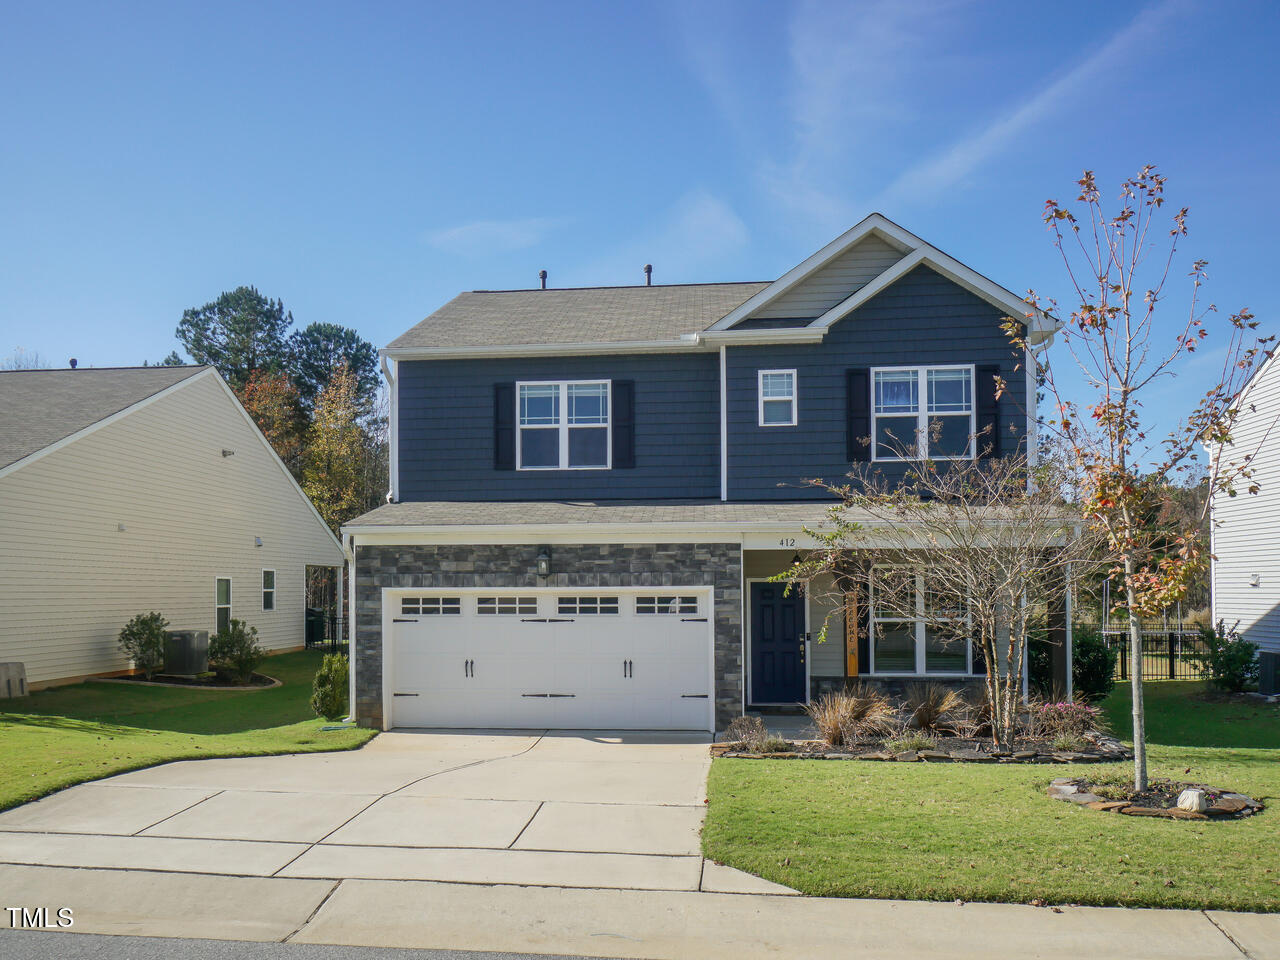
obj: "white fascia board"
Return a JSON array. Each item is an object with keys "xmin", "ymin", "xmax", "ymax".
[
  {"xmin": 700, "ymin": 327, "xmax": 826, "ymax": 345},
  {"xmin": 206, "ymin": 372, "xmax": 344, "ymax": 556},
  {"xmin": 381, "ymin": 336, "xmax": 707, "ymax": 361},
  {"xmin": 381, "ymin": 356, "xmax": 398, "ymax": 503},
  {"xmin": 706, "ymin": 214, "xmax": 912, "ymax": 332},
  {"xmin": 0, "ymin": 367, "xmax": 210, "ymax": 483}
]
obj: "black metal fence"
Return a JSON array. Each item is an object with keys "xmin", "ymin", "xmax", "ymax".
[
  {"xmin": 305, "ymin": 611, "xmax": 347, "ymax": 655},
  {"xmin": 1099, "ymin": 628, "xmax": 1210, "ymax": 681}
]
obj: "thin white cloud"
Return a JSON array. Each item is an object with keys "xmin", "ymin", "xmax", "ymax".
[
  {"xmin": 423, "ymin": 217, "xmax": 562, "ymax": 255},
  {"xmin": 569, "ymin": 190, "xmax": 750, "ymax": 286},
  {"xmin": 878, "ymin": 0, "xmax": 1186, "ymax": 204}
]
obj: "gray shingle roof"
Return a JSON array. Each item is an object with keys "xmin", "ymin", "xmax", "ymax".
[
  {"xmin": 0, "ymin": 365, "xmax": 208, "ymax": 470},
  {"xmin": 385, "ymin": 282, "xmax": 771, "ymax": 351},
  {"xmin": 346, "ymin": 499, "xmax": 840, "ymax": 528}
]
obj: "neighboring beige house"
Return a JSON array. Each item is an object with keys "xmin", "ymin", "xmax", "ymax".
[{"xmin": 0, "ymin": 365, "xmax": 344, "ymax": 687}]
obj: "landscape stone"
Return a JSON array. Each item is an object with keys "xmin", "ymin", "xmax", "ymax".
[
  {"xmin": 918, "ymin": 750, "xmax": 951, "ymax": 762},
  {"xmin": 1086, "ymin": 801, "xmax": 1131, "ymax": 811},
  {"xmin": 1176, "ymin": 788, "xmax": 1208, "ymax": 813},
  {"xmin": 1121, "ymin": 806, "xmax": 1168, "ymax": 817},
  {"xmin": 1208, "ymin": 797, "xmax": 1249, "ymax": 814},
  {"xmin": 1012, "ymin": 751, "xmax": 1039, "ymax": 760},
  {"xmin": 893, "ymin": 751, "xmax": 918, "ymax": 762},
  {"xmin": 1167, "ymin": 808, "xmax": 1209, "ymax": 820}
]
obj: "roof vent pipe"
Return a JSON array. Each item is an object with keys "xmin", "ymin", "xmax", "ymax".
[
  {"xmin": 644, "ymin": 264, "xmax": 652, "ymax": 286},
  {"xmin": 539, "ymin": 269, "xmax": 547, "ymax": 290},
  {"xmin": 69, "ymin": 358, "xmax": 78, "ymax": 369}
]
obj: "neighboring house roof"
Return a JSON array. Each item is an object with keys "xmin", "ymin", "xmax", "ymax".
[
  {"xmin": 0, "ymin": 365, "xmax": 207, "ymax": 470},
  {"xmin": 345, "ymin": 499, "xmax": 839, "ymax": 529},
  {"xmin": 385, "ymin": 282, "xmax": 770, "ymax": 352},
  {"xmin": 385, "ymin": 212, "xmax": 1056, "ymax": 359}
]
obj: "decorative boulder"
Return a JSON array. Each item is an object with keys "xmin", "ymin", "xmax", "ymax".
[{"xmin": 1176, "ymin": 788, "xmax": 1208, "ymax": 813}]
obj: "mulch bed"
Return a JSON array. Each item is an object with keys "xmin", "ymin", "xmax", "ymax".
[
  {"xmin": 108, "ymin": 672, "xmax": 277, "ymax": 689},
  {"xmin": 712, "ymin": 733, "xmax": 1133, "ymax": 764},
  {"xmin": 1049, "ymin": 777, "xmax": 1263, "ymax": 820}
]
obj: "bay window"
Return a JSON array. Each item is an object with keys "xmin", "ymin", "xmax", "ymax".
[
  {"xmin": 872, "ymin": 365, "xmax": 974, "ymax": 460},
  {"xmin": 517, "ymin": 380, "xmax": 610, "ymax": 470}
]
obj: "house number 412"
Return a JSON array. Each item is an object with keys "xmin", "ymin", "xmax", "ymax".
[{"xmin": 778, "ymin": 538, "xmax": 796, "ymax": 547}]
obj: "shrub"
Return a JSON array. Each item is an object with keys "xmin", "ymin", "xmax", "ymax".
[
  {"xmin": 209, "ymin": 618, "xmax": 265, "ymax": 685},
  {"xmin": 903, "ymin": 682, "xmax": 966, "ymax": 734},
  {"xmin": 884, "ymin": 731, "xmax": 937, "ymax": 753},
  {"xmin": 1052, "ymin": 733, "xmax": 1086, "ymax": 752},
  {"xmin": 1194, "ymin": 619, "xmax": 1259, "ymax": 693},
  {"xmin": 804, "ymin": 685, "xmax": 896, "ymax": 746},
  {"xmin": 1072, "ymin": 627, "xmax": 1117, "ymax": 702},
  {"xmin": 118, "ymin": 612, "xmax": 169, "ymax": 680},
  {"xmin": 310, "ymin": 653, "xmax": 349, "ymax": 720},
  {"xmin": 1030, "ymin": 700, "xmax": 1102, "ymax": 738},
  {"xmin": 723, "ymin": 715, "xmax": 767, "ymax": 750}
]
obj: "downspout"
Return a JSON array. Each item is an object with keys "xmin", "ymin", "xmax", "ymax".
[
  {"xmin": 719, "ymin": 344, "xmax": 728, "ymax": 502},
  {"xmin": 343, "ymin": 533, "xmax": 357, "ymax": 723},
  {"xmin": 381, "ymin": 355, "xmax": 398, "ymax": 504}
]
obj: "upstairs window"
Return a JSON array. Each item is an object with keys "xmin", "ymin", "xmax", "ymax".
[
  {"xmin": 518, "ymin": 381, "xmax": 610, "ymax": 470},
  {"xmin": 758, "ymin": 370, "xmax": 797, "ymax": 426},
  {"xmin": 873, "ymin": 365, "xmax": 974, "ymax": 460}
]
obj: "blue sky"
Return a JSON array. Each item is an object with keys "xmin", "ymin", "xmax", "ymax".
[{"xmin": 1, "ymin": 0, "xmax": 1276, "ymax": 422}]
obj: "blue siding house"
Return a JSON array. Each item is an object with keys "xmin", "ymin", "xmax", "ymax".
[{"xmin": 344, "ymin": 214, "xmax": 1061, "ymax": 732}]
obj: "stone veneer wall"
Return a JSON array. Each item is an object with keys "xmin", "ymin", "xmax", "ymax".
[{"xmin": 354, "ymin": 542, "xmax": 743, "ymax": 730}]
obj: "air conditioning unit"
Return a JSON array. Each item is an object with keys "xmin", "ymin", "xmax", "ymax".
[
  {"xmin": 164, "ymin": 630, "xmax": 210, "ymax": 677},
  {"xmin": 1260, "ymin": 651, "xmax": 1279, "ymax": 697},
  {"xmin": 0, "ymin": 662, "xmax": 27, "ymax": 698}
]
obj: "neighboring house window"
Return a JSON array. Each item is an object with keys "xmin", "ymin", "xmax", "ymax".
[
  {"xmin": 517, "ymin": 381, "xmax": 610, "ymax": 470},
  {"xmin": 215, "ymin": 578, "xmax": 232, "ymax": 635},
  {"xmin": 261, "ymin": 570, "xmax": 275, "ymax": 612},
  {"xmin": 872, "ymin": 365, "xmax": 974, "ymax": 460},
  {"xmin": 870, "ymin": 568, "xmax": 970, "ymax": 675},
  {"xmin": 758, "ymin": 369, "xmax": 797, "ymax": 427}
]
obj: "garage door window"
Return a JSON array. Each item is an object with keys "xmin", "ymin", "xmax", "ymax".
[
  {"xmin": 401, "ymin": 597, "xmax": 462, "ymax": 615},
  {"xmin": 558, "ymin": 596, "xmax": 620, "ymax": 615},
  {"xmin": 635, "ymin": 596, "xmax": 698, "ymax": 615},
  {"xmin": 477, "ymin": 597, "xmax": 539, "ymax": 615}
]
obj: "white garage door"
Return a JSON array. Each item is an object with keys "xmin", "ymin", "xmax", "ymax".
[{"xmin": 387, "ymin": 589, "xmax": 713, "ymax": 731}]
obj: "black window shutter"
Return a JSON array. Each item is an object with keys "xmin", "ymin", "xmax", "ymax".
[
  {"xmin": 494, "ymin": 382, "xmax": 515, "ymax": 470},
  {"xmin": 976, "ymin": 364, "xmax": 1000, "ymax": 459},
  {"xmin": 846, "ymin": 368, "xmax": 870, "ymax": 462},
  {"xmin": 612, "ymin": 380, "xmax": 636, "ymax": 469}
]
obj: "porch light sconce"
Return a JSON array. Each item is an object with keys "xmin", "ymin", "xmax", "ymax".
[
  {"xmin": 791, "ymin": 552, "xmax": 802, "ymax": 566},
  {"xmin": 1250, "ymin": 573, "xmax": 1261, "ymax": 587},
  {"xmin": 536, "ymin": 547, "xmax": 552, "ymax": 578},
  {"xmin": 255, "ymin": 537, "xmax": 263, "ymax": 548}
]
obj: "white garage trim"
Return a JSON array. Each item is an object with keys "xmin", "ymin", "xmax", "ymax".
[{"xmin": 379, "ymin": 586, "xmax": 716, "ymax": 733}]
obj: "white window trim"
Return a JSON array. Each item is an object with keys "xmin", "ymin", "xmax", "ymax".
[
  {"xmin": 868, "ymin": 566, "xmax": 973, "ymax": 677},
  {"xmin": 757, "ymin": 368, "xmax": 798, "ymax": 427},
  {"xmin": 261, "ymin": 569, "xmax": 276, "ymax": 612},
  {"xmin": 516, "ymin": 380, "xmax": 612, "ymax": 471},
  {"xmin": 870, "ymin": 363, "xmax": 976, "ymax": 462},
  {"xmin": 215, "ymin": 577, "xmax": 232, "ymax": 634}
]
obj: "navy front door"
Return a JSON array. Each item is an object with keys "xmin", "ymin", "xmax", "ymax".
[{"xmin": 750, "ymin": 582, "xmax": 806, "ymax": 704}]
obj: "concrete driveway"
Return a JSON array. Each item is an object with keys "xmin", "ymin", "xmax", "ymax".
[{"xmin": 0, "ymin": 731, "xmax": 786, "ymax": 895}]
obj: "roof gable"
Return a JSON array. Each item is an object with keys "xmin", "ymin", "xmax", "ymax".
[
  {"xmin": 0, "ymin": 365, "xmax": 208, "ymax": 471},
  {"xmin": 707, "ymin": 213, "xmax": 1055, "ymax": 343}
]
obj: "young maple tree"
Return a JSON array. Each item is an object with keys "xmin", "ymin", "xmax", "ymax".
[
  {"xmin": 1007, "ymin": 167, "xmax": 1271, "ymax": 789},
  {"xmin": 303, "ymin": 362, "xmax": 369, "ymax": 534}
]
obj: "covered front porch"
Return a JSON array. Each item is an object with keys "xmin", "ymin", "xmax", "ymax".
[{"xmin": 742, "ymin": 549, "xmax": 1073, "ymax": 710}]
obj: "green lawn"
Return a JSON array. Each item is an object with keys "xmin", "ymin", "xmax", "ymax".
[
  {"xmin": 0, "ymin": 650, "xmax": 375, "ymax": 812},
  {"xmin": 703, "ymin": 681, "xmax": 1280, "ymax": 911}
]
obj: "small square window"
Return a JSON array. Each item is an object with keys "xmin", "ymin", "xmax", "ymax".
[{"xmin": 758, "ymin": 370, "xmax": 796, "ymax": 427}]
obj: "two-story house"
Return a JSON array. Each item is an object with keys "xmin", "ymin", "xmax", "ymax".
[{"xmin": 342, "ymin": 213, "xmax": 1063, "ymax": 732}]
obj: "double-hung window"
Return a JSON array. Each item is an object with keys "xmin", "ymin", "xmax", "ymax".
[
  {"xmin": 872, "ymin": 365, "xmax": 974, "ymax": 460},
  {"xmin": 215, "ymin": 578, "xmax": 232, "ymax": 635},
  {"xmin": 518, "ymin": 381, "xmax": 610, "ymax": 469},
  {"xmin": 261, "ymin": 570, "xmax": 275, "ymax": 612},
  {"xmin": 758, "ymin": 370, "xmax": 797, "ymax": 426},
  {"xmin": 870, "ymin": 567, "xmax": 971, "ymax": 675}
]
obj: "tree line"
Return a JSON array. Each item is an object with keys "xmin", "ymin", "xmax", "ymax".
[{"xmin": 168, "ymin": 285, "xmax": 387, "ymax": 534}]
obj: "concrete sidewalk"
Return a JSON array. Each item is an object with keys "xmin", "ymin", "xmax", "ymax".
[{"xmin": 2, "ymin": 863, "xmax": 1277, "ymax": 959}]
